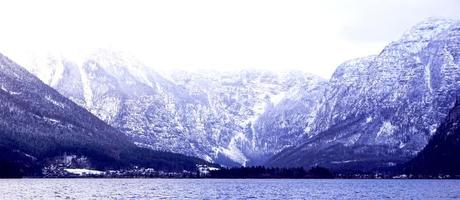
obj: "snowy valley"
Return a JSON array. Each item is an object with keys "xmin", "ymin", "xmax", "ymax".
[
  {"xmin": 22, "ymin": 51, "xmax": 326, "ymax": 166},
  {"xmin": 11, "ymin": 18, "xmax": 460, "ymax": 170}
]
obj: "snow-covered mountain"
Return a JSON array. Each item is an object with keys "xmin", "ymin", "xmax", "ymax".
[
  {"xmin": 0, "ymin": 52, "xmax": 130, "ymax": 162},
  {"xmin": 0, "ymin": 51, "xmax": 217, "ymax": 177},
  {"xmin": 250, "ymin": 71, "xmax": 328, "ymax": 163},
  {"xmin": 21, "ymin": 18, "xmax": 460, "ymax": 170},
  {"xmin": 267, "ymin": 18, "xmax": 460, "ymax": 170},
  {"xmin": 167, "ymin": 70, "xmax": 327, "ymax": 165},
  {"xmin": 23, "ymin": 51, "xmax": 326, "ymax": 166}
]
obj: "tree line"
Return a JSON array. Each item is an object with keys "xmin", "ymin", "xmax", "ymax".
[{"xmin": 209, "ymin": 166, "xmax": 334, "ymax": 179}]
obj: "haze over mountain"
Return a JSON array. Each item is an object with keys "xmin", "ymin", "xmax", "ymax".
[
  {"xmin": 14, "ymin": 18, "xmax": 460, "ymax": 172},
  {"xmin": 22, "ymin": 51, "xmax": 326, "ymax": 166},
  {"xmin": 0, "ymin": 52, "xmax": 212, "ymax": 177}
]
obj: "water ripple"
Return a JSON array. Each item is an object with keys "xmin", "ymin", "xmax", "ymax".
[{"xmin": 0, "ymin": 179, "xmax": 459, "ymax": 199}]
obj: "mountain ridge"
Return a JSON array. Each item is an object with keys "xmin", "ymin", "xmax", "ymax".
[
  {"xmin": 0, "ymin": 52, "xmax": 214, "ymax": 177},
  {"xmin": 266, "ymin": 18, "xmax": 460, "ymax": 170},
  {"xmin": 22, "ymin": 51, "xmax": 327, "ymax": 166},
  {"xmin": 19, "ymin": 18, "xmax": 460, "ymax": 170}
]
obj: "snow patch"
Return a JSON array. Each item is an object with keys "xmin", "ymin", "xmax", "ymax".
[
  {"xmin": 377, "ymin": 121, "xmax": 397, "ymax": 137},
  {"xmin": 133, "ymin": 142, "xmax": 156, "ymax": 149},
  {"xmin": 245, "ymin": 97, "xmax": 270, "ymax": 150},
  {"xmin": 43, "ymin": 116, "xmax": 60, "ymax": 124},
  {"xmin": 64, "ymin": 168, "xmax": 103, "ymax": 176},
  {"xmin": 366, "ymin": 116, "xmax": 373, "ymax": 123},
  {"xmin": 0, "ymin": 85, "xmax": 21, "ymax": 95},
  {"xmin": 78, "ymin": 64, "xmax": 93, "ymax": 108},
  {"xmin": 45, "ymin": 95, "xmax": 65, "ymax": 109},
  {"xmin": 270, "ymin": 92, "xmax": 285, "ymax": 106},
  {"xmin": 127, "ymin": 65, "xmax": 154, "ymax": 88},
  {"xmin": 330, "ymin": 160, "xmax": 358, "ymax": 164},
  {"xmin": 344, "ymin": 133, "xmax": 361, "ymax": 146},
  {"xmin": 49, "ymin": 60, "xmax": 64, "ymax": 87},
  {"xmin": 246, "ymin": 114, "xmax": 260, "ymax": 150},
  {"xmin": 203, "ymin": 155, "xmax": 213, "ymax": 163},
  {"xmin": 429, "ymin": 124, "xmax": 438, "ymax": 136},
  {"xmin": 219, "ymin": 132, "xmax": 249, "ymax": 166},
  {"xmin": 425, "ymin": 63, "xmax": 433, "ymax": 93},
  {"xmin": 399, "ymin": 142, "xmax": 406, "ymax": 149}
]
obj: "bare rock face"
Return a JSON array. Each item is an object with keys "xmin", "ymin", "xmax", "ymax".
[
  {"xmin": 24, "ymin": 50, "xmax": 326, "ymax": 166},
  {"xmin": 267, "ymin": 18, "xmax": 460, "ymax": 170}
]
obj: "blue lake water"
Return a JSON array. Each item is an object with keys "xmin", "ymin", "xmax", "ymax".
[{"xmin": 0, "ymin": 179, "xmax": 459, "ymax": 199}]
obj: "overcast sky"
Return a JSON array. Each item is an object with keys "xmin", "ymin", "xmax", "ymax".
[{"xmin": 1, "ymin": 0, "xmax": 459, "ymax": 78}]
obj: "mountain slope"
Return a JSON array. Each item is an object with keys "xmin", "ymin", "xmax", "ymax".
[
  {"xmin": 22, "ymin": 18, "xmax": 459, "ymax": 170},
  {"xmin": 250, "ymin": 71, "xmax": 327, "ymax": 163},
  {"xmin": 266, "ymin": 18, "xmax": 460, "ymax": 170},
  {"xmin": 0, "ymin": 52, "xmax": 128, "ymax": 167},
  {"xmin": 0, "ymin": 52, "xmax": 211, "ymax": 177},
  {"xmin": 23, "ymin": 52, "xmax": 326, "ymax": 166},
  {"xmin": 403, "ymin": 97, "xmax": 460, "ymax": 175},
  {"xmin": 168, "ymin": 70, "xmax": 327, "ymax": 165}
]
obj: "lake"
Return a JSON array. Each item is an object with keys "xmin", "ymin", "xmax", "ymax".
[{"xmin": 0, "ymin": 179, "xmax": 459, "ymax": 199}]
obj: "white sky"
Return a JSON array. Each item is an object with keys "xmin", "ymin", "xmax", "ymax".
[{"xmin": 0, "ymin": 0, "xmax": 459, "ymax": 78}]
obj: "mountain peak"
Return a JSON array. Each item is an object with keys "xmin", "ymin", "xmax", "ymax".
[
  {"xmin": 372, "ymin": 18, "xmax": 457, "ymax": 56},
  {"xmin": 401, "ymin": 17, "xmax": 455, "ymax": 38}
]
